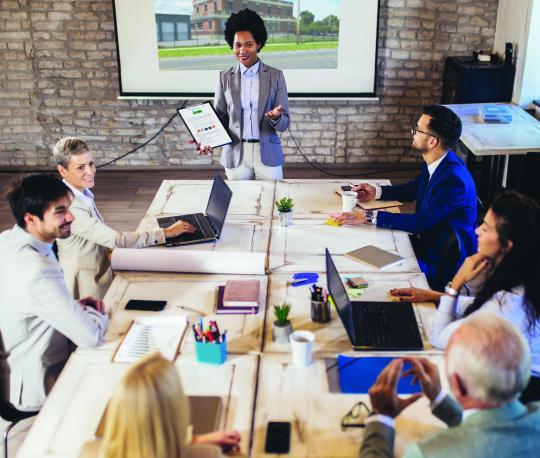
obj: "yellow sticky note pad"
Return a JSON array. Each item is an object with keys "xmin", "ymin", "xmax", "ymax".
[{"xmin": 325, "ymin": 218, "xmax": 342, "ymax": 227}]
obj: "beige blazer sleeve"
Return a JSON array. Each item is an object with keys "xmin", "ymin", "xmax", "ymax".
[
  {"xmin": 59, "ymin": 195, "xmax": 165, "ymax": 299},
  {"xmin": 69, "ymin": 198, "xmax": 166, "ymax": 250}
]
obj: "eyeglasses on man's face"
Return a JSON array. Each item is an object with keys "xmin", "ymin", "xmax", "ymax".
[
  {"xmin": 411, "ymin": 125, "xmax": 439, "ymax": 141},
  {"xmin": 341, "ymin": 401, "xmax": 372, "ymax": 429}
]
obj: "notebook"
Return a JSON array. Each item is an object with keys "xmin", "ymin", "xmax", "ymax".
[
  {"xmin": 223, "ymin": 280, "xmax": 260, "ymax": 307},
  {"xmin": 329, "ymin": 356, "xmax": 422, "ymax": 394},
  {"xmin": 216, "ymin": 286, "xmax": 259, "ymax": 314},
  {"xmin": 344, "ymin": 245, "xmax": 405, "ymax": 270}
]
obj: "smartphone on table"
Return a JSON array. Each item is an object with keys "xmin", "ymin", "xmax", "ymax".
[
  {"xmin": 264, "ymin": 421, "xmax": 291, "ymax": 454},
  {"xmin": 125, "ymin": 299, "xmax": 167, "ymax": 312}
]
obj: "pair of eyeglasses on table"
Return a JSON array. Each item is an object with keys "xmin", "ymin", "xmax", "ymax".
[{"xmin": 341, "ymin": 401, "xmax": 373, "ymax": 429}]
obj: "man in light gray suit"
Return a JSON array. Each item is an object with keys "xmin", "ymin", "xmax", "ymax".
[
  {"xmin": 197, "ymin": 9, "xmax": 290, "ymax": 180},
  {"xmin": 0, "ymin": 174, "xmax": 108, "ymax": 411},
  {"xmin": 360, "ymin": 314, "xmax": 540, "ymax": 457}
]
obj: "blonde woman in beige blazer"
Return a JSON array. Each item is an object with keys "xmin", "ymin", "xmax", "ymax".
[{"xmin": 53, "ymin": 137, "xmax": 196, "ymax": 299}]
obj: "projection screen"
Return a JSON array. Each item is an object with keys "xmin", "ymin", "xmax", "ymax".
[{"xmin": 113, "ymin": 0, "xmax": 380, "ymax": 98}]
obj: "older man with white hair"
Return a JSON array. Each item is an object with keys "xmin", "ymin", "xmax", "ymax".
[{"xmin": 360, "ymin": 314, "xmax": 540, "ymax": 457}]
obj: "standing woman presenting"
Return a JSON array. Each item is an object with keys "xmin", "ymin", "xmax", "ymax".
[{"xmin": 197, "ymin": 9, "xmax": 290, "ymax": 180}]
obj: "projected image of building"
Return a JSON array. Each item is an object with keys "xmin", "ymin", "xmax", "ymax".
[
  {"xmin": 156, "ymin": 14, "xmax": 192, "ymax": 47},
  {"xmin": 191, "ymin": 0, "xmax": 295, "ymax": 44},
  {"xmin": 156, "ymin": 0, "xmax": 341, "ymax": 71}
]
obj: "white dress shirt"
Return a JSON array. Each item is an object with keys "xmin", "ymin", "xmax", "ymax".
[
  {"xmin": 240, "ymin": 60, "xmax": 260, "ymax": 140},
  {"xmin": 63, "ymin": 180, "xmax": 103, "ymax": 221}
]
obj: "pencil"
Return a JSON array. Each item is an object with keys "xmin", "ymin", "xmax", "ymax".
[{"xmin": 179, "ymin": 305, "xmax": 207, "ymax": 316}]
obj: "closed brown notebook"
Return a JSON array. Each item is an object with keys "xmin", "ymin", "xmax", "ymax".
[{"xmin": 223, "ymin": 280, "xmax": 260, "ymax": 307}]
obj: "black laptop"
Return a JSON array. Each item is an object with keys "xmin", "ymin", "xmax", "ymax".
[
  {"xmin": 157, "ymin": 174, "xmax": 232, "ymax": 247},
  {"xmin": 325, "ymin": 248, "xmax": 423, "ymax": 351}
]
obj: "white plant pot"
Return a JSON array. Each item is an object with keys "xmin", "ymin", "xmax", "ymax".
[
  {"xmin": 272, "ymin": 320, "xmax": 293, "ymax": 343},
  {"xmin": 278, "ymin": 210, "xmax": 293, "ymax": 227}
]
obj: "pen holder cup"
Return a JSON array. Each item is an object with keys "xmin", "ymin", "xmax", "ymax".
[
  {"xmin": 311, "ymin": 300, "xmax": 331, "ymax": 323},
  {"xmin": 195, "ymin": 341, "xmax": 227, "ymax": 365}
]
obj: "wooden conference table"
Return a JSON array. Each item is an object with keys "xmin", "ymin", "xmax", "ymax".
[{"xmin": 18, "ymin": 179, "xmax": 446, "ymax": 458}]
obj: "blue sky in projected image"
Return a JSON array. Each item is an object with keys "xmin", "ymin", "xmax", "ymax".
[{"xmin": 155, "ymin": 0, "xmax": 341, "ymax": 20}]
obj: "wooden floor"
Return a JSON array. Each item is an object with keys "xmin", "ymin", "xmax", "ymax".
[{"xmin": 0, "ymin": 166, "xmax": 419, "ymax": 232}]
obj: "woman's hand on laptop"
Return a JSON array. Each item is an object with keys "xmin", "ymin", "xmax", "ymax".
[
  {"xmin": 390, "ymin": 287, "xmax": 443, "ymax": 304},
  {"xmin": 163, "ymin": 220, "xmax": 196, "ymax": 239},
  {"xmin": 193, "ymin": 430, "xmax": 241, "ymax": 451},
  {"xmin": 331, "ymin": 211, "xmax": 366, "ymax": 225}
]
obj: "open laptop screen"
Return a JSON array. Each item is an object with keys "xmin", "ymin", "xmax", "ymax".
[
  {"xmin": 325, "ymin": 248, "xmax": 356, "ymax": 343},
  {"xmin": 205, "ymin": 174, "xmax": 232, "ymax": 238}
]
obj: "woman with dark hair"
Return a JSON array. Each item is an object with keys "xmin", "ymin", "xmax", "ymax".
[
  {"xmin": 393, "ymin": 190, "xmax": 540, "ymax": 402},
  {"xmin": 196, "ymin": 8, "xmax": 290, "ymax": 180}
]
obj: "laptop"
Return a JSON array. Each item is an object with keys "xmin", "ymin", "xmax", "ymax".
[
  {"xmin": 157, "ymin": 174, "xmax": 232, "ymax": 247},
  {"xmin": 95, "ymin": 395, "xmax": 222, "ymax": 437},
  {"xmin": 325, "ymin": 248, "xmax": 423, "ymax": 351}
]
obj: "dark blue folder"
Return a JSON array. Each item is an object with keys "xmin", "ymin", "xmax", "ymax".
[{"xmin": 337, "ymin": 355, "xmax": 421, "ymax": 394}]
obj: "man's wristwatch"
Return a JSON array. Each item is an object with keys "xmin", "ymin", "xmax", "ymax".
[
  {"xmin": 365, "ymin": 210, "xmax": 376, "ymax": 225},
  {"xmin": 444, "ymin": 282, "xmax": 459, "ymax": 297}
]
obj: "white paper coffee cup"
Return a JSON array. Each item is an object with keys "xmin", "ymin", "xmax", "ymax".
[
  {"xmin": 289, "ymin": 330, "xmax": 315, "ymax": 367},
  {"xmin": 342, "ymin": 191, "xmax": 357, "ymax": 212}
]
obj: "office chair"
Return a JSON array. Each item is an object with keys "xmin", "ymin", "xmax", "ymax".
[
  {"xmin": 1, "ymin": 399, "xmax": 39, "ymax": 458},
  {"xmin": 1, "ymin": 334, "xmax": 39, "ymax": 458}
]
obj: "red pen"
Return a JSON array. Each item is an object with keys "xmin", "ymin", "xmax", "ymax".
[{"xmin": 205, "ymin": 330, "xmax": 216, "ymax": 343}]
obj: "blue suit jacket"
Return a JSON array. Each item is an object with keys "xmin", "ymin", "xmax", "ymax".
[{"xmin": 377, "ymin": 151, "xmax": 477, "ymax": 287}]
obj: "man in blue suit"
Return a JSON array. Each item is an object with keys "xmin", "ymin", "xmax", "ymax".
[{"xmin": 335, "ymin": 105, "xmax": 477, "ymax": 290}]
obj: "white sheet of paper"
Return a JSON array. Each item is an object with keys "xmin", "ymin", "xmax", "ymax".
[
  {"xmin": 113, "ymin": 315, "xmax": 187, "ymax": 363},
  {"xmin": 178, "ymin": 103, "xmax": 232, "ymax": 148}
]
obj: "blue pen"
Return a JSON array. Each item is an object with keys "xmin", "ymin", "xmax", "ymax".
[{"xmin": 222, "ymin": 330, "xmax": 227, "ymax": 343}]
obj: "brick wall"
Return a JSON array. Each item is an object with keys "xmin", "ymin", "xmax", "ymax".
[{"xmin": 0, "ymin": 0, "xmax": 498, "ymax": 167}]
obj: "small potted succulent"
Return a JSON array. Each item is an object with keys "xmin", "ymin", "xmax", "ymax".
[
  {"xmin": 272, "ymin": 302, "xmax": 292, "ymax": 343},
  {"xmin": 276, "ymin": 196, "xmax": 294, "ymax": 227}
]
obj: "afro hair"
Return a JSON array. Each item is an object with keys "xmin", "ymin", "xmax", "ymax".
[{"xmin": 224, "ymin": 8, "xmax": 268, "ymax": 50}]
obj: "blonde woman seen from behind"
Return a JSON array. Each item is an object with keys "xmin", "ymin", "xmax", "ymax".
[
  {"xmin": 81, "ymin": 352, "xmax": 240, "ymax": 458},
  {"xmin": 53, "ymin": 137, "xmax": 196, "ymax": 299}
]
